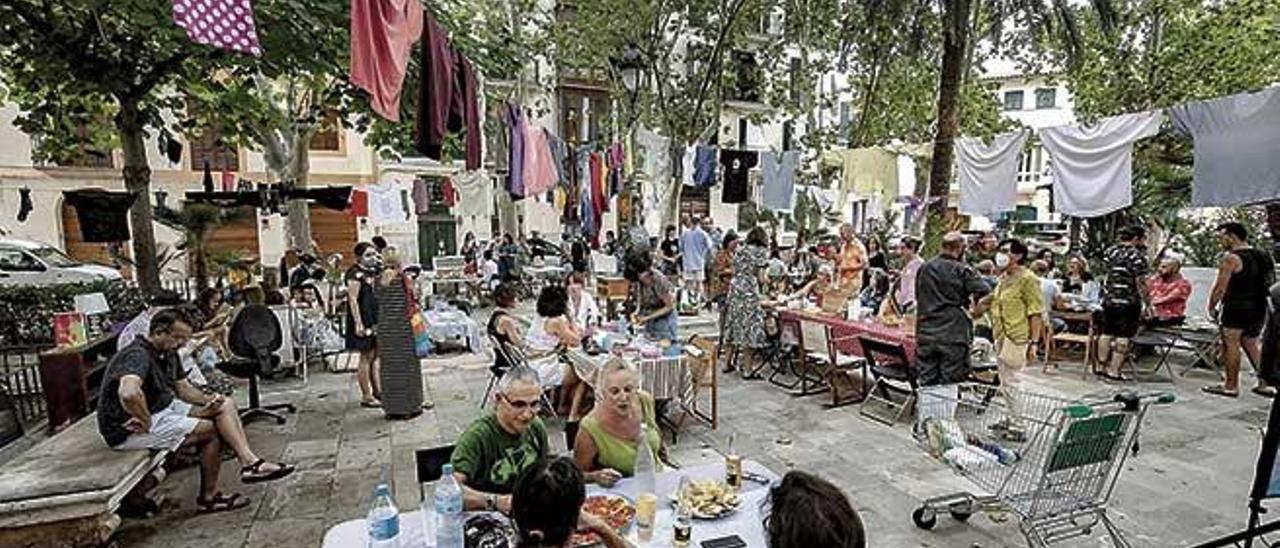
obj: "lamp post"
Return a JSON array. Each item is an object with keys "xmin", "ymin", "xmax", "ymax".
[{"xmin": 612, "ymin": 44, "xmax": 644, "ymax": 235}]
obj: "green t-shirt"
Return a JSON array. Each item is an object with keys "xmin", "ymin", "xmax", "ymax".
[
  {"xmin": 992, "ymin": 268, "xmax": 1045, "ymax": 344},
  {"xmin": 580, "ymin": 392, "xmax": 662, "ymax": 476},
  {"xmin": 450, "ymin": 414, "xmax": 549, "ymax": 494}
]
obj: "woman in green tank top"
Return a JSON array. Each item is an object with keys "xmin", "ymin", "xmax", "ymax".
[{"xmin": 572, "ymin": 359, "xmax": 663, "ymax": 485}]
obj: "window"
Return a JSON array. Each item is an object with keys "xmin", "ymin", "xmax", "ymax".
[
  {"xmin": 729, "ymin": 51, "xmax": 762, "ymax": 103},
  {"xmin": 0, "ymin": 248, "xmax": 41, "ymax": 272},
  {"xmin": 558, "ymin": 85, "xmax": 611, "ymax": 146},
  {"xmin": 1017, "ymin": 146, "xmax": 1045, "ymax": 185},
  {"xmin": 1003, "ymin": 90, "xmax": 1024, "ymax": 111},
  {"xmin": 1035, "ymin": 88, "xmax": 1057, "ymax": 109},
  {"xmin": 310, "ymin": 111, "xmax": 343, "ymax": 152}
]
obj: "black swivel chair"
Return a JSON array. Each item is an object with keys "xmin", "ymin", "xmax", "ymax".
[{"xmin": 217, "ymin": 304, "xmax": 298, "ymax": 424}]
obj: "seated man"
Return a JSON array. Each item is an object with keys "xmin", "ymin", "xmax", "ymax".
[
  {"xmin": 1146, "ymin": 255, "xmax": 1191, "ymax": 327},
  {"xmin": 450, "ymin": 366, "xmax": 550, "ymax": 514},
  {"xmin": 511, "ymin": 456, "xmax": 628, "ymax": 548},
  {"xmin": 98, "ymin": 308, "xmax": 294, "ymax": 514}
]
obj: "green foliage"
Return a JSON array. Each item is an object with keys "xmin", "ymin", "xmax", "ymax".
[
  {"xmin": 1167, "ymin": 207, "xmax": 1269, "ymax": 268},
  {"xmin": 0, "ymin": 281, "xmax": 146, "ymax": 346}
]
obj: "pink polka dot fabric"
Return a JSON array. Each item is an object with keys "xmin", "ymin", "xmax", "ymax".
[{"xmin": 171, "ymin": 0, "xmax": 262, "ymax": 56}]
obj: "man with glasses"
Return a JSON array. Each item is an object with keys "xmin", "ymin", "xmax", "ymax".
[{"xmin": 450, "ymin": 367, "xmax": 550, "ymax": 514}]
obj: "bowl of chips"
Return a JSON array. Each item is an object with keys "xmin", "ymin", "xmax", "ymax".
[{"xmin": 670, "ymin": 480, "xmax": 742, "ymax": 520}]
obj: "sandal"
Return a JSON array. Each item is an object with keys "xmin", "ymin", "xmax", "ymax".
[
  {"xmin": 240, "ymin": 459, "xmax": 296, "ymax": 484},
  {"xmin": 360, "ymin": 399, "xmax": 382, "ymax": 409},
  {"xmin": 1253, "ymin": 386, "xmax": 1278, "ymax": 398},
  {"xmin": 1100, "ymin": 372, "xmax": 1129, "ymax": 382},
  {"xmin": 1202, "ymin": 385, "xmax": 1240, "ymax": 398},
  {"xmin": 196, "ymin": 492, "xmax": 251, "ymax": 514}
]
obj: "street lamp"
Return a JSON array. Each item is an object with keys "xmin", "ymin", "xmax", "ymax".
[{"xmin": 611, "ymin": 43, "xmax": 645, "ymax": 236}]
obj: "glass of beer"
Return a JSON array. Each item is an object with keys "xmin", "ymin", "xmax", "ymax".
[{"xmin": 635, "ymin": 492, "xmax": 658, "ymax": 542}]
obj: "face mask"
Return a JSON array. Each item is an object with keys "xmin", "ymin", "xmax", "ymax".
[{"xmin": 995, "ymin": 253, "xmax": 1011, "ymax": 269}]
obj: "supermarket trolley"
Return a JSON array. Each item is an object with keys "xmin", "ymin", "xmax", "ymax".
[{"xmin": 912, "ymin": 383, "xmax": 1174, "ymax": 546}]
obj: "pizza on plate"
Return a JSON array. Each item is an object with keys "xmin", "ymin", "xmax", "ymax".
[{"xmin": 569, "ymin": 495, "xmax": 635, "ymax": 546}]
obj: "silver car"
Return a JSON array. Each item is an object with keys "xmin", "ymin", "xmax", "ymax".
[{"xmin": 0, "ymin": 238, "xmax": 123, "ymax": 287}]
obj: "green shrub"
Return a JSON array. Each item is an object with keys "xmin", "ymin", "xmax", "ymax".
[{"xmin": 0, "ymin": 281, "xmax": 146, "ymax": 346}]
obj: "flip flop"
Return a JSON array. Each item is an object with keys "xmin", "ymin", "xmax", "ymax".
[
  {"xmin": 360, "ymin": 400, "xmax": 382, "ymax": 409},
  {"xmin": 1252, "ymin": 386, "xmax": 1277, "ymax": 399},
  {"xmin": 1100, "ymin": 372, "xmax": 1129, "ymax": 382},
  {"xmin": 1202, "ymin": 385, "xmax": 1240, "ymax": 398},
  {"xmin": 240, "ymin": 459, "xmax": 296, "ymax": 484},
  {"xmin": 196, "ymin": 492, "xmax": 251, "ymax": 514}
]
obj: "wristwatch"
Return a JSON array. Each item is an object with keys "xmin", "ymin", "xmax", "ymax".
[{"xmin": 485, "ymin": 494, "xmax": 498, "ymax": 511}]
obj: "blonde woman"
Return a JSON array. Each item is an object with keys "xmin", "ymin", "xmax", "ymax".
[{"xmin": 572, "ymin": 359, "xmax": 663, "ymax": 486}]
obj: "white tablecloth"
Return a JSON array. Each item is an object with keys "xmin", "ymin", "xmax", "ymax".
[
  {"xmin": 320, "ymin": 461, "xmax": 776, "ymax": 547},
  {"xmin": 424, "ymin": 309, "xmax": 485, "ymax": 352}
]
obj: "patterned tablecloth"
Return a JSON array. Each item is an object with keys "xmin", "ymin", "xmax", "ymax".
[
  {"xmin": 423, "ymin": 309, "xmax": 485, "ymax": 352},
  {"xmin": 777, "ymin": 308, "xmax": 918, "ymax": 359},
  {"xmin": 563, "ymin": 348, "xmax": 689, "ymax": 401}
]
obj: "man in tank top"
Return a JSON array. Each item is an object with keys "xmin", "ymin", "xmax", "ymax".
[{"xmin": 1205, "ymin": 222, "xmax": 1276, "ymax": 398}]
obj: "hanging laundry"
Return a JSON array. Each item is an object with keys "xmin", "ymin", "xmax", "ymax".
[
  {"xmin": 17, "ymin": 187, "xmax": 33, "ymax": 223},
  {"xmin": 606, "ymin": 142, "xmax": 625, "ymax": 199},
  {"xmin": 545, "ymin": 130, "xmax": 569, "ymax": 188},
  {"xmin": 1040, "ymin": 110, "xmax": 1161, "ymax": 218},
  {"xmin": 956, "ymin": 131, "xmax": 1029, "ymax": 216},
  {"xmin": 350, "ymin": 0, "xmax": 423, "ymax": 122},
  {"xmin": 505, "ymin": 103, "xmax": 527, "ymax": 200},
  {"xmin": 681, "ymin": 146, "xmax": 696, "ymax": 187},
  {"xmin": 1170, "ymin": 87, "xmax": 1280, "ymax": 207},
  {"xmin": 521, "ymin": 124, "xmax": 558, "ymax": 197},
  {"xmin": 590, "ymin": 152, "xmax": 607, "ymax": 220},
  {"xmin": 760, "ymin": 151, "xmax": 800, "ymax": 212},
  {"xmin": 635, "ymin": 128, "xmax": 672, "ymax": 186},
  {"xmin": 366, "ymin": 183, "xmax": 407, "ymax": 225},
  {"xmin": 441, "ymin": 177, "xmax": 458, "ymax": 207},
  {"xmin": 171, "ymin": 0, "xmax": 262, "ymax": 56},
  {"xmin": 694, "ymin": 145, "xmax": 718, "ymax": 188},
  {"xmin": 451, "ymin": 170, "xmax": 493, "ymax": 218},
  {"xmin": 413, "ymin": 13, "xmax": 481, "ymax": 168},
  {"xmin": 835, "ymin": 148, "xmax": 898, "ymax": 204},
  {"xmin": 202, "ymin": 161, "xmax": 214, "ymax": 192},
  {"xmin": 62, "ymin": 190, "xmax": 137, "ymax": 243},
  {"xmin": 412, "ymin": 178, "xmax": 431, "ymax": 214},
  {"xmin": 399, "ymin": 187, "xmax": 413, "ymax": 220},
  {"xmin": 295, "ymin": 187, "xmax": 353, "ymax": 211},
  {"xmin": 348, "ymin": 189, "xmax": 369, "ymax": 217},
  {"xmin": 719, "ymin": 150, "xmax": 758, "ymax": 204}
]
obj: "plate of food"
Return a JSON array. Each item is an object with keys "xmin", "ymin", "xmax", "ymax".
[
  {"xmin": 670, "ymin": 480, "xmax": 742, "ymax": 520},
  {"xmin": 569, "ymin": 494, "xmax": 635, "ymax": 547}
]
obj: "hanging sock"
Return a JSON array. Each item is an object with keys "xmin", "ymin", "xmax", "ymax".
[
  {"xmin": 956, "ymin": 131, "xmax": 1029, "ymax": 217},
  {"xmin": 17, "ymin": 187, "xmax": 33, "ymax": 223}
]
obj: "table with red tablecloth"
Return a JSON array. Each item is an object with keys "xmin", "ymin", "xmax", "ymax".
[{"xmin": 776, "ymin": 308, "xmax": 918, "ymax": 360}]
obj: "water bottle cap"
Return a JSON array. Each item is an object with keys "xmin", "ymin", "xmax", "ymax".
[
  {"xmin": 441, "ymin": 463, "xmax": 454, "ymax": 475},
  {"xmin": 374, "ymin": 483, "xmax": 390, "ymax": 496}
]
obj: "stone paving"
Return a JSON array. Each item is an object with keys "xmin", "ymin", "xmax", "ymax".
[{"xmin": 108, "ymin": 313, "xmax": 1271, "ymax": 548}]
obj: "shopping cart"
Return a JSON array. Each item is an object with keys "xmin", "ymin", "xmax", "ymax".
[{"xmin": 912, "ymin": 383, "xmax": 1175, "ymax": 546}]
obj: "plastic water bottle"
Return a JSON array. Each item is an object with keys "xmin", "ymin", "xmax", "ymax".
[
  {"xmin": 367, "ymin": 483, "xmax": 400, "ymax": 548},
  {"xmin": 434, "ymin": 464, "xmax": 464, "ymax": 548},
  {"xmin": 634, "ymin": 424, "xmax": 658, "ymax": 542}
]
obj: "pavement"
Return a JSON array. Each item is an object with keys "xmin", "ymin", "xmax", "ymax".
[{"xmin": 106, "ymin": 308, "xmax": 1271, "ymax": 548}]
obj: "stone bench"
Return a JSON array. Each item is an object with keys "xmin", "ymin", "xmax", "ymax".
[{"xmin": 0, "ymin": 414, "xmax": 169, "ymax": 548}]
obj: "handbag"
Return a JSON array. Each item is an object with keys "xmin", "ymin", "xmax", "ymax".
[{"xmin": 403, "ymin": 274, "xmax": 434, "ymax": 358}]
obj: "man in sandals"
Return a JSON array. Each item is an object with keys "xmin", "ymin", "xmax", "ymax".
[{"xmin": 98, "ymin": 308, "xmax": 295, "ymax": 514}]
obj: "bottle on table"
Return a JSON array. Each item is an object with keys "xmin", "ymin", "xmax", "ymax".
[
  {"xmin": 367, "ymin": 483, "xmax": 401, "ymax": 548},
  {"xmin": 634, "ymin": 423, "xmax": 659, "ymax": 542},
  {"xmin": 435, "ymin": 464, "xmax": 464, "ymax": 548},
  {"xmin": 673, "ymin": 475, "xmax": 693, "ymax": 547},
  {"xmin": 725, "ymin": 433, "xmax": 742, "ymax": 490}
]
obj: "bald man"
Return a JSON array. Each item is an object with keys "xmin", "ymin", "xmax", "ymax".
[{"xmin": 915, "ymin": 231, "xmax": 992, "ymax": 386}]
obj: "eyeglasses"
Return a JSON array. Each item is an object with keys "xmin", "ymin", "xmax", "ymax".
[{"xmin": 498, "ymin": 393, "xmax": 542, "ymax": 412}]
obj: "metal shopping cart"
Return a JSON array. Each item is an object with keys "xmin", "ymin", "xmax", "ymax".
[{"xmin": 912, "ymin": 383, "xmax": 1174, "ymax": 547}]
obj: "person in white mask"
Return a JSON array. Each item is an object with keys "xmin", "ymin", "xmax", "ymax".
[{"xmin": 988, "ymin": 239, "xmax": 1044, "ymax": 433}]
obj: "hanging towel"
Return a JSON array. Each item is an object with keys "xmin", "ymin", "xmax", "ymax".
[
  {"xmin": 681, "ymin": 146, "xmax": 697, "ymax": 187},
  {"xmin": 366, "ymin": 183, "xmax": 405, "ymax": 225},
  {"xmin": 349, "ymin": 0, "xmax": 423, "ymax": 121},
  {"xmin": 62, "ymin": 189, "xmax": 137, "ymax": 242},
  {"xmin": 1170, "ymin": 87, "xmax": 1280, "ymax": 207},
  {"xmin": 441, "ymin": 177, "xmax": 457, "ymax": 207},
  {"xmin": 760, "ymin": 151, "xmax": 799, "ymax": 212},
  {"xmin": 505, "ymin": 103, "xmax": 527, "ymax": 200},
  {"xmin": 837, "ymin": 148, "xmax": 899, "ymax": 204},
  {"xmin": 521, "ymin": 124, "xmax": 558, "ymax": 197},
  {"xmin": 1040, "ymin": 111, "xmax": 1161, "ymax": 218},
  {"xmin": 411, "ymin": 178, "xmax": 431, "ymax": 214},
  {"xmin": 349, "ymin": 188, "xmax": 369, "ymax": 217},
  {"xmin": 590, "ymin": 153, "xmax": 607, "ymax": 220},
  {"xmin": 956, "ymin": 131, "xmax": 1029, "ymax": 216},
  {"xmin": 546, "ymin": 130, "xmax": 569, "ymax": 188},
  {"xmin": 636, "ymin": 128, "xmax": 672, "ymax": 186},
  {"xmin": 171, "ymin": 0, "xmax": 262, "ymax": 56},
  {"xmin": 719, "ymin": 150, "xmax": 758, "ymax": 204},
  {"xmin": 452, "ymin": 170, "xmax": 493, "ymax": 218},
  {"xmin": 413, "ymin": 13, "xmax": 480, "ymax": 167}
]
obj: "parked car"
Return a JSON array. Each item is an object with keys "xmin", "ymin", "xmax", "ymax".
[{"xmin": 0, "ymin": 238, "xmax": 122, "ymax": 287}]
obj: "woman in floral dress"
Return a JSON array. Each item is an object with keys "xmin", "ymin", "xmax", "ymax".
[{"xmin": 723, "ymin": 227, "xmax": 769, "ymax": 374}]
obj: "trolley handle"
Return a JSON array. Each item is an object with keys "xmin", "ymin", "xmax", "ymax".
[{"xmin": 1113, "ymin": 390, "xmax": 1177, "ymax": 411}]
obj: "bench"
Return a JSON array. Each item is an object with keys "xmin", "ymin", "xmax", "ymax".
[{"xmin": 0, "ymin": 413, "xmax": 168, "ymax": 548}]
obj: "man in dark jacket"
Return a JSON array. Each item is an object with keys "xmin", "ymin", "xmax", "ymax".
[{"xmin": 915, "ymin": 231, "xmax": 992, "ymax": 387}]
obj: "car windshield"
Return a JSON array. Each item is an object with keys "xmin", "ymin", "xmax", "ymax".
[{"xmin": 29, "ymin": 246, "xmax": 79, "ymax": 267}]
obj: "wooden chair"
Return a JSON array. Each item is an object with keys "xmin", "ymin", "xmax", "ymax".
[
  {"xmin": 1051, "ymin": 311, "xmax": 1096, "ymax": 378},
  {"xmin": 859, "ymin": 336, "xmax": 919, "ymax": 425},
  {"xmin": 681, "ymin": 334, "xmax": 719, "ymax": 429},
  {"xmin": 794, "ymin": 320, "xmax": 864, "ymax": 401}
]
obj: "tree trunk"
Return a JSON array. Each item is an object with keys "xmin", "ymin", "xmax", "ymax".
[
  {"xmin": 116, "ymin": 98, "xmax": 161, "ymax": 292},
  {"xmin": 193, "ymin": 240, "xmax": 209, "ymax": 291},
  {"xmin": 925, "ymin": 0, "xmax": 971, "ymax": 219},
  {"xmin": 285, "ymin": 133, "xmax": 313, "ymax": 253}
]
